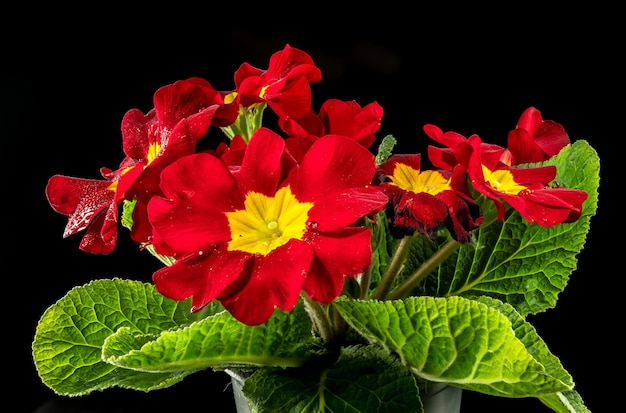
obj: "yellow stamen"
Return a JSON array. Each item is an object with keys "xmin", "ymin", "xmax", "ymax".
[
  {"xmin": 481, "ymin": 166, "xmax": 527, "ymax": 195},
  {"xmin": 224, "ymin": 91, "xmax": 238, "ymax": 104},
  {"xmin": 147, "ymin": 141, "xmax": 161, "ymax": 164},
  {"xmin": 226, "ymin": 186, "xmax": 313, "ymax": 255},
  {"xmin": 390, "ymin": 164, "xmax": 451, "ymax": 195}
]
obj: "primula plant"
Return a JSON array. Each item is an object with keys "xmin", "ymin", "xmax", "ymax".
[{"xmin": 33, "ymin": 44, "xmax": 599, "ymax": 413}]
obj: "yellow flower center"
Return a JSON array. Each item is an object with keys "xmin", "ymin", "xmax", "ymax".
[
  {"xmin": 224, "ymin": 91, "xmax": 238, "ymax": 104},
  {"xmin": 481, "ymin": 165, "xmax": 527, "ymax": 195},
  {"xmin": 147, "ymin": 141, "xmax": 162, "ymax": 164},
  {"xmin": 259, "ymin": 85, "xmax": 269, "ymax": 99},
  {"xmin": 108, "ymin": 165, "xmax": 137, "ymax": 192},
  {"xmin": 390, "ymin": 164, "xmax": 451, "ymax": 195},
  {"xmin": 226, "ymin": 186, "xmax": 313, "ymax": 255}
]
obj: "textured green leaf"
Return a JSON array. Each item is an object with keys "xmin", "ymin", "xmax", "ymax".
[
  {"xmin": 475, "ymin": 296, "xmax": 573, "ymax": 387},
  {"xmin": 32, "ymin": 279, "xmax": 203, "ymax": 395},
  {"xmin": 539, "ymin": 390, "xmax": 592, "ymax": 413},
  {"xmin": 475, "ymin": 296, "xmax": 590, "ymax": 411},
  {"xmin": 426, "ymin": 140, "xmax": 600, "ymax": 316},
  {"xmin": 243, "ymin": 345, "xmax": 422, "ymax": 413},
  {"xmin": 375, "ymin": 134, "xmax": 397, "ymax": 165},
  {"xmin": 103, "ymin": 301, "xmax": 317, "ymax": 372},
  {"xmin": 334, "ymin": 296, "xmax": 572, "ymax": 397},
  {"xmin": 368, "ymin": 210, "xmax": 399, "ymax": 294}
]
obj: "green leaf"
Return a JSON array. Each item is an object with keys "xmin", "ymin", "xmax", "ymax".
[
  {"xmin": 32, "ymin": 279, "xmax": 203, "ymax": 395},
  {"xmin": 475, "ymin": 296, "xmax": 572, "ymax": 387},
  {"xmin": 333, "ymin": 296, "xmax": 573, "ymax": 398},
  {"xmin": 539, "ymin": 390, "xmax": 592, "ymax": 413},
  {"xmin": 368, "ymin": 210, "xmax": 400, "ymax": 294},
  {"xmin": 427, "ymin": 140, "xmax": 600, "ymax": 316},
  {"xmin": 103, "ymin": 301, "xmax": 317, "ymax": 372},
  {"xmin": 375, "ymin": 134, "xmax": 397, "ymax": 165},
  {"xmin": 243, "ymin": 345, "xmax": 422, "ymax": 413},
  {"xmin": 475, "ymin": 296, "xmax": 590, "ymax": 411}
]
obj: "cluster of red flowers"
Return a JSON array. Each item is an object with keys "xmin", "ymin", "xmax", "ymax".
[{"xmin": 46, "ymin": 45, "xmax": 587, "ymax": 325}]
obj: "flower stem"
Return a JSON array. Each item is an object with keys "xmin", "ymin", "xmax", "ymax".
[
  {"xmin": 387, "ymin": 238, "xmax": 461, "ymax": 300},
  {"xmin": 358, "ymin": 266, "xmax": 372, "ymax": 299},
  {"xmin": 372, "ymin": 235, "xmax": 414, "ymax": 300},
  {"xmin": 301, "ymin": 292, "xmax": 335, "ymax": 342}
]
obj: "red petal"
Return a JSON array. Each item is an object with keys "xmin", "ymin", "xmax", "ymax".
[
  {"xmin": 304, "ymin": 228, "xmax": 372, "ymax": 303},
  {"xmin": 153, "ymin": 247, "xmax": 250, "ymax": 312},
  {"xmin": 308, "ymin": 186, "xmax": 388, "ymax": 232},
  {"xmin": 46, "ymin": 175, "xmax": 115, "ymax": 236},
  {"xmin": 148, "ymin": 153, "xmax": 241, "ymax": 253},
  {"xmin": 121, "ymin": 108, "xmax": 156, "ymax": 160},
  {"xmin": 295, "ymin": 135, "xmax": 376, "ymax": 201},
  {"xmin": 264, "ymin": 75, "xmax": 313, "ymax": 119},
  {"xmin": 220, "ymin": 239, "xmax": 313, "ymax": 325},
  {"xmin": 265, "ymin": 44, "xmax": 321, "ymax": 83},
  {"xmin": 237, "ymin": 128, "xmax": 285, "ymax": 196},
  {"xmin": 78, "ymin": 202, "xmax": 119, "ymax": 254}
]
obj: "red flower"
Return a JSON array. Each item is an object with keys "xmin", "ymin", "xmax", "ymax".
[
  {"xmin": 463, "ymin": 135, "xmax": 587, "ymax": 226},
  {"xmin": 376, "ymin": 154, "xmax": 481, "ymax": 243},
  {"xmin": 234, "ymin": 44, "xmax": 322, "ymax": 119},
  {"xmin": 424, "ymin": 124, "xmax": 474, "ymax": 172},
  {"xmin": 424, "ymin": 122, "xmax": 586, "ymax": 227},
  {"xmin": 500, "ymin": 106, "xmax": 570, "ymax": 166},
  {"xmin": 46, "ymin": 170, "xmax": 130, "ymax": 254},
  {"xmin": 120, "ymin": 77, "xmax": 236, "ymax": 243},
  {"xmin": 280, "ymin": 99, "xmax": 383, "ymax": 161},
  {"xmin": 148, "ymin": 128, "xmax": 388, "ymax": 325},
  {"xmin": 46, "ymin": 78, "xmax": 232, "ymax": 254}
]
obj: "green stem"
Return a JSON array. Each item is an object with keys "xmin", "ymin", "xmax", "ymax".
[
  {"xmin": 387, "ymin": 238, "xmax": 461, "ymax": 300},
  {"xmin": 301, "ymin": 292, "xmax": 334, "ymax": 342},
  {"xmin": 372, "ymin": 235, "xmax": 414, "ymax": 300},
  {"xmin": 358, "ymin": 266, "xmax": 372, "ymax": 299}
]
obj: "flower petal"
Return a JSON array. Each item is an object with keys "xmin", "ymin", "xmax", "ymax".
[
  {"xmin": 295, "ymin": 135, "xmax": 377, "ymax": 201},
  {"xmin": 308, "ymin": 186, "xmax": 388, "ymax": 232},
  {"xmin": 220, "ymin": 239, "xmax": 313, "ymax": 325},
  {"xmin": 236, "ymin": 128, "xmax": 285, "ymax": 196},
  {"xmin": 303, "ymin": 227, "xmax": 372, "ymax": 303},
  {"xmin": 152, "ymin": 246, "xmax": 250, "ymax": 312},
  {"xmin": 148, "ymin": 153, "xmax": 241, "ymax": 254}
]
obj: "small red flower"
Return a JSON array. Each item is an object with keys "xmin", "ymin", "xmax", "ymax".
[
  {"xmin": 500, "ymin": 106, "xmax": 570, "ymax": 166},
  {"xmin": 376, "ymin": 154, "xmax": 481, "ymax": 243},
  {"xmin": 424, "ymin": 122, "xmax": 586, "ymax": 227},
  {"xmin": 463, "ymin": 135, "xmax": 587, "ymax": 226},
  {"xmin": 280, "ymin": 99, "xmax": 383, "ymax": 161},
  {"xmin": 46, "ymin": 78, "xmax": 231, "ymax": 254},
  {"xmin": 148, "ymin": 128, "xmax": 388, "ymax": 325},
  {"xmin": 120, "ymin": 77, "xmax": 236, "ymax": 243},
  {"xmin": 46, "ymin": 170, "xmax": 128, "ymax": 254},
  {"xmin": 234, "ymin": 44, "xmax": 322, "ymax": 119}
]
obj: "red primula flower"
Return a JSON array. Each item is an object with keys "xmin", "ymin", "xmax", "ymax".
[
  {"xmin": 46, "ymin": 78, "xmax": 234, "ymax": 254},
  {"xmin": 376, "ymin": 154, "xmax": 482, "ymax": 243},
  {"xmin": 462, "ymin": 135, "xmax": 587, "ymax": 227},
  {"xmin": 500, "ymin": 106, "xmax": 570, "ymax": 166},
  {"xmin": 46, "ymin": 169, "xmax": 131, "ymax": 254},
  {"xmin": 234, "ymin": 44, "xmax": 322, "ymax": 119},
  {"xmin": 121, "ymin": 77, "xmax": 239, "ymax": 243},
  {"xmin": 147, "ymin": 128, "xmax": 388, "ymax": 325},
  {"xmin": 424, "ymin": 123, "xmax": 475, "ymax": 172},
  {"xmin": 280, "ymin": 99, "xmax": 383, "ymax": 162}
]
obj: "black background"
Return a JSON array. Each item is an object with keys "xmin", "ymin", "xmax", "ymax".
[{"xmin": 5, "ymin": 5, "xmax": 620, "ymax": 413}]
